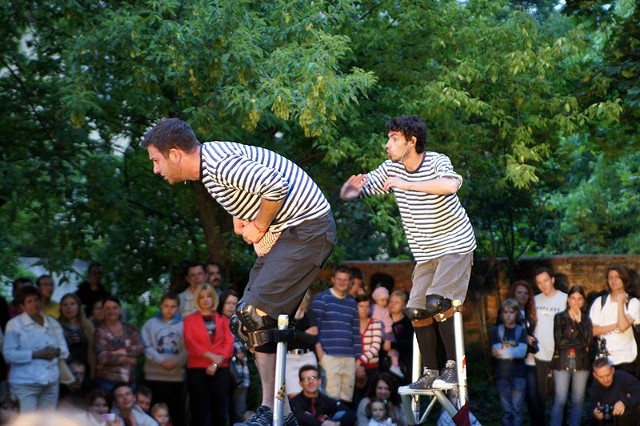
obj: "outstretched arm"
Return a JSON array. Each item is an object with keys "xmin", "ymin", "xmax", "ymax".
[
  {"xmin": 340, "ymin": 174, "xmax": 369, "ymax": 200},
  {"xmin": 383, "ymin": 176, "xmax": 460, "ymax": 194}
]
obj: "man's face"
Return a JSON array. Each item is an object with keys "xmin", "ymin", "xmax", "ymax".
[
  {"xmin": 186, "ymin": 265, "xmax": 207, "ymax": 288},
  {"xmin": 114, "ymin": 386, "xmax": 136, "ymax": 411},
  {"xmin": 147, "ymin": 145, "xmax": 183, "ymax": 185},
  {"xmin": 160, "ymin": 298, "xmax": 179, "ymax": 321},
  {"xmin": 386, "ymin": 130, "xmax": 415, "ymax": 163},
  {"xmin": 332, "ymin": 272, "xmax": 351, "ymax": 295},
  {"xmin": 71, "ymin": 364, "xmax": 86, "ymax": 384},
  {"xmin": 37, "ymin": 278, "xmax": 54, "ymax": 298},
  {"xmin": 300, "ymin": 370, "xmax": 321, "ymax": 396},
  {"xmin": 89, "ymin": 266, "xmax": 103, "ymax": 285},
  {"xmin": 593, "ymin": 365, "xmax": 614, "ymax": 388},
  {"xmin": 207, "ymin": 264, "xmax": 222, "ymax": 286},
  {"xmin": 136, "ymin": 393, "xmax": 151, "ymax": 413},
  {"xmin": 535, "ymin": 272, "xmax": 555, "ymax": 296}
]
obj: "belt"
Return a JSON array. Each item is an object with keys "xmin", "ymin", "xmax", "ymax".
[{"xmin": 288, "ymin": 348, "xmax": 311, "ymax": 355}]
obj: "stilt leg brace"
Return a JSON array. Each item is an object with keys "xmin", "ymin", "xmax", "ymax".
[
  {"xmin": 231, "ymin": 302, "xmax": 295, "ymax": 350},
  {"xmin": 410, "ymin": 305, "xmax": 464, "ymax": 328}
]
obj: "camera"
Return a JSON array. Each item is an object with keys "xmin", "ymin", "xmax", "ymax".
[{"xmin": 597, "ymin": 404, "xmax": 613, "ymax": 421}]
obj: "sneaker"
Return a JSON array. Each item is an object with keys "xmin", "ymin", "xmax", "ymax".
[
  {"xmin": 408, "ymin": 367, "xmax": 439, "ymax": 389},
  {"xmin": 389, "ymin": 365, "xmax": 404, "ymax": 378},
  {"xmin": 284, "ymin": 413, "xmax": 299, "ymax": 426},
  {"xmin": 432, "ymin": 360, "xmax": 458, "ymax": 389},
  {"xmin": 234, "ymin": 405, "xmax": 273, "ymax": 426}
]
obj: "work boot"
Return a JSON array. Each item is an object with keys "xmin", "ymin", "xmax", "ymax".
[
  {"xmin": 408, "ymin": 367, "xmax": 439, "ymax": 389},
  {"xmin": 432, "ymin": 360, "xmax": 458, "ymax": 389}
]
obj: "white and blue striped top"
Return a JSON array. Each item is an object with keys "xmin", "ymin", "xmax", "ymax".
[
  {"xmin": 361, "ymin": 152, "xmax": 476, "ymax": 262},
  {"xmin": 200, "ymin": 142, "xmax": 331, "ymax": 233}
]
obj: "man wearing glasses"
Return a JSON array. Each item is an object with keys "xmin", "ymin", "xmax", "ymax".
[{"xmin": 290, "ymin": 365, "xmax": 356, "ymax": 426}]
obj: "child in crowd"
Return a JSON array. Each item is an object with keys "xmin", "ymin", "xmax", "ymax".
[
  {"xmin": 491, "ymin": 299, "xmax": 528, "ymax": 426},
  {"xmin": 366, "ymin": 398, "xmax": 396, "ymax": 426},
  {"xmin": 151, "ymin": 403, "xmax": 172, "ymax": 426},
  {"xmin": 371, "ymin": 287, "xmax": 402, "ymax": 378}
]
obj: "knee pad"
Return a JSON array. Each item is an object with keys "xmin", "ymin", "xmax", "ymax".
[
  {"xmin": 235, "ymin": 301, "xmax": 277, "ymax": 332},
  {"xmin": 232, "ymin": 302, "xmax": 279, "ymax": 349},
  {"xmin": 405, "ymin": 307, "xmax": 431, "ymax": 320}
]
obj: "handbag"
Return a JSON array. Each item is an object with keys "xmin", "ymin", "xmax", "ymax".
[{"xmin": 46, "ymin": 315, "xmax": 75, "ymax": 385}]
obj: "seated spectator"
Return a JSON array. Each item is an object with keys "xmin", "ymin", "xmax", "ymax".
[
  {"xmin": 111, "ymin": 383, "xmax": 158, "ymax": 426},
  {"xmin": 94, "ymin": 297, "xmax": 143, "ymax": 393},
  {"xmin": 58, "ymin": 293, "xmax": 96, "ymax": 378},
  {"xmin": 356, "ymin": 373, "xmax": 406, "ymax": 426},
  {"xmin": 36, "ymin": 275, "xmax": 59, "ymax": 318},
  {"xmin": 135, "ymin": 385, "xmax": 152, "ymax": 414},
  {"xmin": 365, "ymin": 398, "xmax": 395, "ymax": 426},
  {"xmin": 0, "ymin": 392, "xmax": 19, "ymax": 425},
  {"xmin": 589, "ymin": 357, "xmax": 640, "ymax": 426},
  {"xmin": 60, "ymin": 359, "xmax": 92, "ymax": 398},
  {"xmin": 86, "ymin": 388, "xmax": 112, "ymax": 422},
  {"xmin": 3, "ymin": 285, "xmax": 69, "ymax": 412},
  {"xmin": 150, "ymin": 403, "xmax": 172, "ymax": 426},
  {"xmin": 290, "ymin": 365, "xmax": 355, "ymax": 426},
  {"xmin": 141, "ymin": 293, "xmax": 186, "ymax": 426},
  {"xmin": 183, "ymin": 284, "xmax": 234, "ymax": 426}
]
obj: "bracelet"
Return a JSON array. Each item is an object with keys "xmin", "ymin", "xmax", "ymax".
[{"xmin": 252, "ymin": 221, "xmax": 267, "ymax": 233}]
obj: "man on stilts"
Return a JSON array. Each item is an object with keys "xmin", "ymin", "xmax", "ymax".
[
  {"xmin": 143, "ymin": 118, "xmax": 336, "ymax": 426},
  {"xmin": 340, "ymin": 115, "xmax": 475, "ymax": 391}
]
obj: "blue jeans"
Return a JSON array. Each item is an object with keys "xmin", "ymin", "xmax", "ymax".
[
  {"xmin": 550, "ymin": 369, "xmax": 589, "ymax": 426},
  {"xmin": 497, "ymin": 377, "xmax": 526, "ymax": 426}
]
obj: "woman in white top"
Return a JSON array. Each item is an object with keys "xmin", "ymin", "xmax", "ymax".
[
  {"xmin": 589, "ymin": 264, "xmax": 640, "ymax": 374},
  {"xmin": 3, "ymin": 285, "xmax": 69, "ymax": 412}
]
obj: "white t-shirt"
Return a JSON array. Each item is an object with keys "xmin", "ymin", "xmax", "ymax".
[
  {"xmin": 589, "ymin": 295, "xmax": 640, "ymax": 365},
  {"xmin": 534, "ymin": 290, "xmax": 568, "ymax": 362}
]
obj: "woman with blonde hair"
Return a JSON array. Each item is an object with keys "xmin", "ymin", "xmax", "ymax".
[
  {"xmin": 58, "ymin": 293, "xmax": 96, "ymax": 377},
  {"xmin": 184, "ymin": 283, "xmax": 234, "ymax": 426}
]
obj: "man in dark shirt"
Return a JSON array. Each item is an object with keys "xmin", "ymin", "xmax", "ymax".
[
  {"xmin": 589, "ymin": 357, "xmax": 640, "ymax": 425},
  {"xmin": 290, "ymin": 365, "xmax": 355, "ymax": 426},
  {"xmin": 75, "ymin": 262, "xmax": 110, "ymax": 317}
]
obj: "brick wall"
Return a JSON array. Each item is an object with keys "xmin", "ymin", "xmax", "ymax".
[{"xmin": 318, "ymin": 255, "xmax": 640, "ymax": 344}]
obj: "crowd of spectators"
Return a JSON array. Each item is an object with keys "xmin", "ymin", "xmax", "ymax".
[{"xmin": 1, "ymin": 261, "xmax": 640, "ymax": 426}]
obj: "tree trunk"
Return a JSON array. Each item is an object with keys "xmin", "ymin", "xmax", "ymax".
[{"xmin": 191, "ymin": 181, "xmax": 232, "ymax": 267}]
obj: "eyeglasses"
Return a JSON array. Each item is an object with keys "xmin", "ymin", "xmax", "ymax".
[{"xmin": 301, "ymin": 376, "xmax": 319, "ymax": 383}]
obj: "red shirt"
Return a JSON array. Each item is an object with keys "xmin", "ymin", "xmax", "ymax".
[{"xmin": 183, "ymin": 311, "xmax": 234, "ymax": 369}]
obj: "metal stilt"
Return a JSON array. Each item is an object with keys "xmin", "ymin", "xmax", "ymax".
[
  {"xmin": 273, "ymin": 315, "xmax": 289, "ymax": 426},
  {"xmin": 398, "ymin": 300, "xmax": 467, "ymax": 424}
]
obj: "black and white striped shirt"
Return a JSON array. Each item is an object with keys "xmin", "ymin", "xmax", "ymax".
[
  {"xmin": 200, "ymin": 142, "xmax": 331, "ymax": 233},
  {"xmin": 361, "ymin": 152, "xmax": 476, "ymax": 262}
]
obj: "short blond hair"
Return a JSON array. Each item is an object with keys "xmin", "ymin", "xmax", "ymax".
[{"xmin": 194, "ymin": 283, "xmax": 219, "ymax": 313}]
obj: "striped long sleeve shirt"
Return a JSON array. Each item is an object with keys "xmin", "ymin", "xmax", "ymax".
[
  {"xmin": 359, "ymin": 318, "xmax": 383, "ymax": 369},
  {"xmin": 311, "ymin": 289, "xmax": 361, "ymax": 359},
  {"xmin": 361, "ymin": 152, "xmax": 476, "ymax": 262},
  {"xmin": 200, "ymin": 142, "xmax": 331, "ymax": 233}
]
